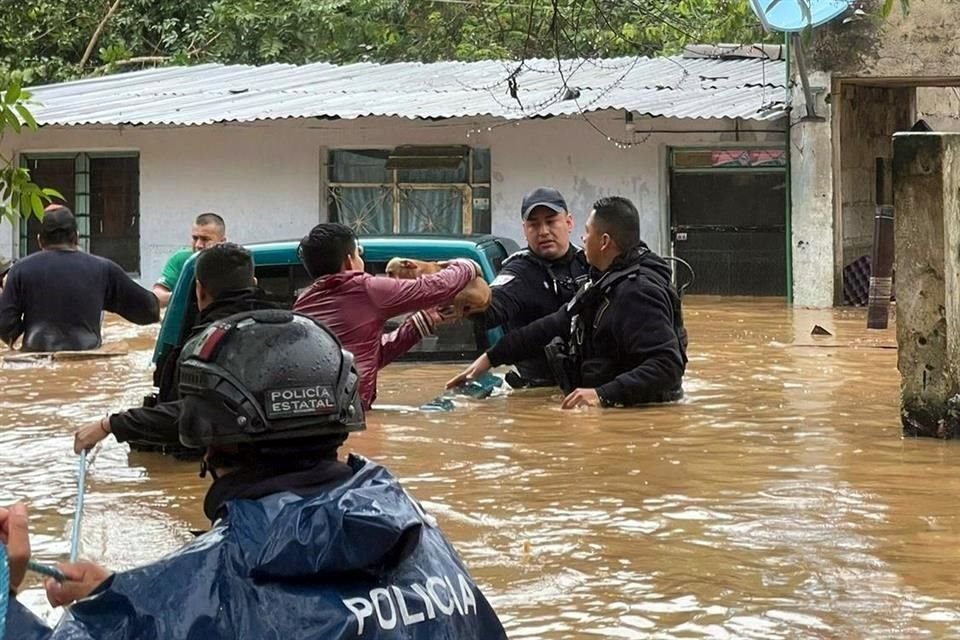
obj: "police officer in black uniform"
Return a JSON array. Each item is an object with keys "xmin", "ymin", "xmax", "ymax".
[
  {"xmin": 450, "ymin": 195, "xmax": 687, "ymax": 409},
  {"xmin": 71, "ymin": 243, "xmax": 278, "ymax": 456},
  {"xmin": 474, "ymin": 187, "xmax": 589, "ymax": 388}
]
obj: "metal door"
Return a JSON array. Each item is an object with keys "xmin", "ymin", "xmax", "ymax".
[{"xmin": 669, "ymin": 148, "xmax": 787, "ymax": 296}]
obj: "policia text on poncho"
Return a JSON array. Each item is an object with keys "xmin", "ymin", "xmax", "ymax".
[{"xmin": 4, "ymin": 310, "xmax": 507, "ymax": 640}]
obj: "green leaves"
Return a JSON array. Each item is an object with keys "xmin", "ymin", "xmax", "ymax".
[
  {"xmin": 0, "ymin": 164, "xmax": 62, "ymax": 222},
  {"xmin": 14, "ymin": 103, "xmax": 36, "ymax": 129},
  {"xmin": 0, "ymin": 0, "xmax": 778, "ymax": 82},
  {"xmin": 880, "ymin": 0, "xmax": 911, "ymax": 18},
  {"xmin": 4, "ymin": 78, "xmax": 20, "ymax": 104},
  {"xmin": 0, "ymin": 85, "xmax": 58, "ymax": 223},
  {"xmin": 0, "ymin": 0, "xmax": 916, "ymax": 87},
  {"xmin": 99, "ymin": 44, "xmax": 134, "ymax": 65},
  {"xmin": 0, "ymin": 87, "xmax": 36, "ymax": 135}
]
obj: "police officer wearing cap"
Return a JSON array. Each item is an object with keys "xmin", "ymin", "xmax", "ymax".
[
  {"xmin": 473, "ymin": 186, "xmax": 589, "ymax": 388},
  {"xmin": 2, "ymin": 309, "xmax": 508, "ymax": 640}
]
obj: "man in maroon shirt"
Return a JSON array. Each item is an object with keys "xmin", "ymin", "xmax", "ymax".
[{"xmin": 293, "ymin": 223, "xmax": 480, "ymax": 410}]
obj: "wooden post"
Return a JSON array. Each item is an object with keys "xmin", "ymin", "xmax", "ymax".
[{"xmin": 866, "ymin": 204, "xmax": 894, "ymax": 329}]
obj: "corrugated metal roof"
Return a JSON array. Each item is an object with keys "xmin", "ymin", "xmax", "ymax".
[{"xmin": 26, "ymin": 55, "xmax": 786, "ymax": 127}]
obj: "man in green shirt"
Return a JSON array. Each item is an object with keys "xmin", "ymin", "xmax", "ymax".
[{"xmin": 152, "ymin": 212, "xmax": 226, "ymax": 307}]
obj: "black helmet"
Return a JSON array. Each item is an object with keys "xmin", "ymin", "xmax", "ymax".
[{"xmin": 177, "ymin": 309, "xmax": 364, "ymax": 448}]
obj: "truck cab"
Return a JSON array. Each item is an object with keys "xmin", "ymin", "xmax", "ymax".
[{"xmin": 153, "ymin": 234, "xmax": 521, "ymax": 393}]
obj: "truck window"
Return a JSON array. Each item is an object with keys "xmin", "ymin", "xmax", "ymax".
[
  {"xmin": 484, "ymin": 237, "xmax": 520, "ymax": 273},
  {"xmin": 254, "ymin": 264, "xmax": 313, "ymax": 307}
]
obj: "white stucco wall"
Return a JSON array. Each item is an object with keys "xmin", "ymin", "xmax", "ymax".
[
  {"xmin": 917, "ymin": 87, "xmax": 960, "ymax": 132},
  {"xmin": 0, "ymin": 111, "xmax": 784, "ymax": 285}
]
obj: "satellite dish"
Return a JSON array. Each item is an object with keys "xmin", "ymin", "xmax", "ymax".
[{"xmin": 748, "ymin": 0, "xmax": 851, "ymax": 32}]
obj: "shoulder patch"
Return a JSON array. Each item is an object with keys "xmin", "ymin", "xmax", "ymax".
[{"xmin": 490, "ymin": 273, "xmax": 516, "ymax": 287}]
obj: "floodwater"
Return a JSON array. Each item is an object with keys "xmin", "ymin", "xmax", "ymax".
[{"xmin": 3, "ymin": 298, "xmax": 960, "ymax": 639}]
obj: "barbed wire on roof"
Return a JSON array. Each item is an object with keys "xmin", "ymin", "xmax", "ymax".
[
  {"xmin": 463, "ymin": 0, "xmax": 673, "ymax": 145},
  {"xmin": 453, "ymin": 61, "xmax": 525, "ymax": 94},
  {"xmin": 572, "ymin": 1, "xmax": 782, "ymax": 147},
  {"xmin": 456, "ymin": 0, "xmax": 783, "ymax": 148},
  {"xmin": 549, "ymin": 0, "xmax": 658, "ymax": 148}
]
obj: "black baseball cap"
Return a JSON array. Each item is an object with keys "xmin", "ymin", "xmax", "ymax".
[
  {"xmin": 521, "ymin": 187, "xmax": 568, "ymax": 221},
  {"xmin": 41, "ymin": 204, "xmax": 77, "ymax": 235}
]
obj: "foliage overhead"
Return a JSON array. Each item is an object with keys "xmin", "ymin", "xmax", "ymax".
[{"xmin": 0, "ymin": 0, "xmax": 781, "ymax": 85}]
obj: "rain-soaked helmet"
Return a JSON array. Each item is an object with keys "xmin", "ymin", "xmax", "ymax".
[{"xmin": 177, "ymin": 309, "xmax": 364, "ymax": 448}]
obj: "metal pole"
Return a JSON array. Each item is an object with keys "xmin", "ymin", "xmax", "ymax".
[
  {"xmin": 867, "ymin": 204, "xmax": 895, "ymax": 329},
  {"xmin": 784, "ymin": 33, "xmax": 794, "ymax": 303},
  {"xmin": 69, "ymin": 449, "xmax": 87, "ymax": 562},
  {"xmin": 791, "ymin": 33, "xmax": 821, "ymax": 121}
]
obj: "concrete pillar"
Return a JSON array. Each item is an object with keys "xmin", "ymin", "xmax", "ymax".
[
  {"xmin": 790, "ymin": 71, "xmax": 835, "ymax": 307},
  {"xmin": 893, "ymin": 132, "xmax": 960, "ymax": 438}
]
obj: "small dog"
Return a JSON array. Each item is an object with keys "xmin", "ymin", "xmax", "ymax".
[{"xmin": 385, "ymin": 258, "xmax": 491, "ymax": 318}]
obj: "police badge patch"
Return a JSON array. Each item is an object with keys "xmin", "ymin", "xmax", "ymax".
[{"xmin": 265, "ymin": 385, "xmax": 337, "ymax": 418}]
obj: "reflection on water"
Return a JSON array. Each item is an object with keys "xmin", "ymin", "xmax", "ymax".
[{"xmin": 3, "ymin": 298, "xmax": 960, "ymax": 638}]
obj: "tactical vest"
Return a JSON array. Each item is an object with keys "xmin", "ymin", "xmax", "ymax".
[{"xmin": 545, "ymin": 253, "xmax": 688, "ymax": 397}]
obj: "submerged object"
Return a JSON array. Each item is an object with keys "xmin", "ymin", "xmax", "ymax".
[
  {"xmin": 2, "ymin": 350, "xmax": 127, "ymax": 363},
  {"xmin": 418, "ymin": 373, "xmax": 504, "ymax": 412},
  {"xmin": 452, "ymin": 372, "xmax": 503, "ymax": 400},
  {"xmin": 419, "ymin": 397, "xmax": 456, "ymax": 412},
  {"xmin": 811, "ymin": 324, "xmax": 833, "ymax": 337}
]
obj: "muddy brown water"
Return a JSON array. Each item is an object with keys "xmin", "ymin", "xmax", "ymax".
[{"xmin": 3, "ymin": 298, "xmax": 960, "ymax": 638}]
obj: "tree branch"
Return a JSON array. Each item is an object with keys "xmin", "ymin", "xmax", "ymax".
[
  {"xmin": 100, "ymin": 56, "xmax": 169, "ymax": 69},
  {"xmin": 79, "ymin": 0, "xmax": 123, "ymax": 70}
]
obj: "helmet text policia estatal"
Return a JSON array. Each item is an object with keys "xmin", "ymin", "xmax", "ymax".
[{"xmin": 177, "ymin": 309, "xmax": 364, "ymax": 448}]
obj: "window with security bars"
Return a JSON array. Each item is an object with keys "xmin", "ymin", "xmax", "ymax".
[
  {"xmin": 328, "ymin": 147, "xmax": 491, "ymax": 236},
  {"xmin": 20, "ymin": 152, "xmax": 141, "ymax": 273}
]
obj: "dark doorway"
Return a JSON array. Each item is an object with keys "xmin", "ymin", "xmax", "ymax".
[
  {"xmin": 669, "ymin": 148, "xmax": 787, "ymax": 296},
  {"xmin": 90, "ymin": 156, "xmax": 140, "ymax": 272}
]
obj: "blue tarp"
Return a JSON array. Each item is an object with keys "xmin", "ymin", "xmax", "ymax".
[{"xmin": 5, "ymin": 456, "xmax": 507, "ymax": 639}]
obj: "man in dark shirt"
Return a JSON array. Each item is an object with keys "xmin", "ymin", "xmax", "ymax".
[
  {"xmin": 0, "ymin": 206, "xmax": 159, "ymax": 352},
  {"xmin": 449, "ymin": 196, "xmax": 687, "ymax": 409},
  {"xmin": 474, "ymin": 187, "xmax": 589, "ymax": 388}
]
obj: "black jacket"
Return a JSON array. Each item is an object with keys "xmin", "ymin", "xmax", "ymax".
[
  {"xmin": 478, "ymin": 245, "xmax": 589, "ymax": 385},
  {"xmin": 110, "ymin": 288, "xmax": 278, "ymax": 446},
  {"xmin": 486, "ymin": 244, "xmax": 687, "ymax": 406}
]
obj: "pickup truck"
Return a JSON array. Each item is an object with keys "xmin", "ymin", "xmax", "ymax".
[
  {"xmin": 153, "ymin": 234, "xmax": 521, "ymax": 375},
  {"xmin": 132, "ymin": 234, "xmax": 518, "ymax": 455}
]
